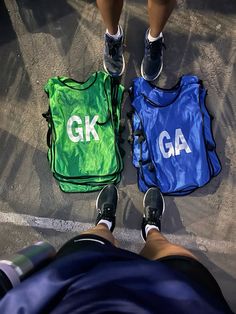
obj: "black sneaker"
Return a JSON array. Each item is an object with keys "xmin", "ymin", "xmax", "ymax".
[
  {"xmin": 141, "ymin": 187, "xmax": 165, "ymax": 241},
  {"xmin": 141, "ymin": 30, "xmax": 165, "ymax": 81},
  {"xmin": 95, "ymin": 184, "xmax": 118, "ymax": 232},
  {"xmin": 103, "ymin": 26, "xmax": 125, "ymax": 77}
]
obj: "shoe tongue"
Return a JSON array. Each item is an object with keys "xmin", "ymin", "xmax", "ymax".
[
  {"xmin": 107, "ymin": 36, "xmax": 122, "ymax": 56},
  {"xmin": 108, "ymin": 43, "xmax": 120, "ymax": 57},
  {"xmin": 107, "ymin": 33, "xmax": 122, "ymax": 42},
  {"xmin": 148, "ymin": 206, "xmax": 156, "ymax": 210},
  {"xmin": 148, "ymin": 39, "xmax": 162, "ymax": 58}
]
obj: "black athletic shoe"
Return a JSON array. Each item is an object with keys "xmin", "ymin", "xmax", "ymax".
[
  {"xmin": 141, "ymin": 30, "xmax": 165, "ymax": 81},
  {"xmin": 95, "ymin": 184, "xmax": 118, "ymax": 232},
  {"xmin": 141, "ymin": 187, "xmax": 165, "ymax": 241},
  {"xmin": 103, "ymin": 26, "xmax": 125, "ymax": 77}
]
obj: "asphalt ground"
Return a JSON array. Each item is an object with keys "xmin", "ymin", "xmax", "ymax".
[{"xmin": 0, "ymin": 0, "xmax": 235, "ymax": 311}]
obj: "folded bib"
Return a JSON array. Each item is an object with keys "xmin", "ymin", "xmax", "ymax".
[
  {"xmin": 44, "ymin": 71, "xmax": 124, "ymax": 192},
  {"xmin": 130, "ymin": 75, "xmax": 221, "ymax": 195}
]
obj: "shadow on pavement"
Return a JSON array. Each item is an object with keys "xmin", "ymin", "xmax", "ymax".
[
  {"xmin": 0, "ymin": 0, "xmax": 31, "ymax": 100},
  {"xmin": 15, "ymin": 0, "xmax": 80, "ymax": 54},
  {"xmin": 185, "ymin": 0, "xmax": 236, "ymax": 14}
]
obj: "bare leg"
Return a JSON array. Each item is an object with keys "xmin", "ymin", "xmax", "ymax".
[
  {"xmin": 140, "ymin": 229, "xmax": 197, "ymax": 260},
  {"xmin": 96, "ymin": 0, "xmax": 124, "ymax": 35},
  {"xmin": 148, "ymin": 0, "xmax": 176, "ymax": 37},
  {"xmin": 81, "ymin": 223, "xmax": 117, "ymax": 246}
]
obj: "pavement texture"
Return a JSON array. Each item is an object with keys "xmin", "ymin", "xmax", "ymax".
[{"xmin": 0, "ymin": 0, "xmax": 236, "ymax": 310}]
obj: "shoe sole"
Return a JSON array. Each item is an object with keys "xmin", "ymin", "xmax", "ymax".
[
  {"xmin": 95, "ymin": 184, "xmax": 119, "ymax": 211},
  {"xmin": 103, "ymin": 54, "xmax": 125, "ymax": 77},
  {"xmin": 141, "ymin": 188, "xmax": 166, "ymax": 242},
  {"xmin": 140, "ymin": 58, "xmax": 163, "ymax": 82}
]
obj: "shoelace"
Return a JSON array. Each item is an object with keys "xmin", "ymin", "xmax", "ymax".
[
  {"xmin": 147, "ymin": 207, "xmax": 161, "ymax": 223},
  {"xmin": 147, "ymin": 40, "xmax": 166, "ymax": 59},
  {"xmin": 98, "ymin": 206, "xmax": 113, "ymax": 217},
  {"xmin": 108, "ymin": 40, "xmax": 122, "ymax": 57}
]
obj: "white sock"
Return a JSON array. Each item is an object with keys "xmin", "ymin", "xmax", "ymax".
[
  {"xmin": 98, "ymin": 219, "xmax": 112, "ymax": 230},
  {"xmin": 147, "ymin": 30, "xmax": 163, "ymax": 42},
  {"xmin": 106, "ymin": 26, "xmax": 122, "ymax": 40},
  {"xmin": 145, "ymin": 224, "xmax": 159, "ymax": 237}
]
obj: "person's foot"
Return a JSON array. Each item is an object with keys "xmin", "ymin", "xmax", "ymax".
[
  {"xmin": 141, "ymin": 187, "xmax": 165, "ymax": 241},
  {"xmin": 103, "ymin": 26, "xmax": 125, "ymax": 77},
  {"xmin": 141, "ymin": 30, "xmax": 165, "ymax": 81},
  {"xmin": 95, "ymin": 184, "xmax": 118, "ymax": 232}
]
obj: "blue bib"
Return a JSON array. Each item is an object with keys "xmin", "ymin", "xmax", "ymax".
[{"xmin": 130, "ymin": 75, "xmax": 221, "ymax": 195}]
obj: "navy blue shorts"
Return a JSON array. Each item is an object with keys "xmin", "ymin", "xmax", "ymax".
[
  {"xmin": 1, "ymin": 234, "xmax": 231, "ymax": 313},
  {"xmin": 57, "ymin": 234, "xmax": 225, "ymax": 302}
]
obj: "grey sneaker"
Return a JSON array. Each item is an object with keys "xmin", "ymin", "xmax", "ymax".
[
  {"xmin": 141, "ymin": 30, "xmax": 165, "ymax": 81},
  {"xmin": 103, "ymin": 26, "xmax": 125, "ymax": 77}
]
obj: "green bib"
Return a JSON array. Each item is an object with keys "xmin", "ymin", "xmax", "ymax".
[{"xmin": 44, "ymin": 71, "xmax": 124, "ymax": 192}]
